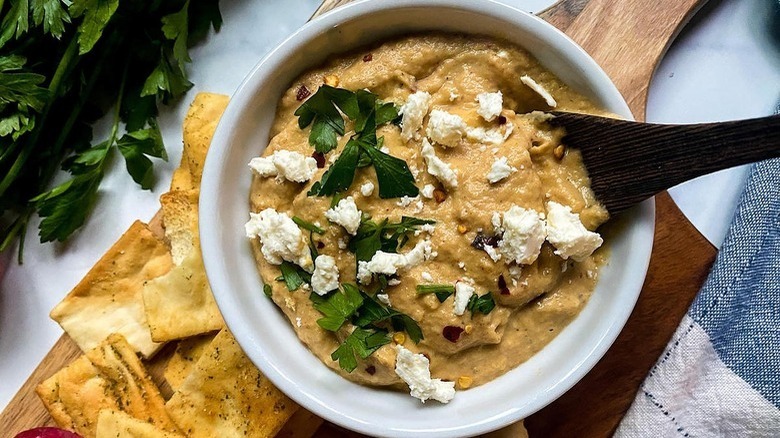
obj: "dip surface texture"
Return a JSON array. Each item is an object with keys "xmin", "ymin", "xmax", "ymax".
[{"xmin": 248, "ymin": 34, "xmax": 609, "ymax": 391}]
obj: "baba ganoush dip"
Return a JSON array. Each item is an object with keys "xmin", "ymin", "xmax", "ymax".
[{"xmin": 245, "ymin": 34, "xmax": 610, "ymax": 403}]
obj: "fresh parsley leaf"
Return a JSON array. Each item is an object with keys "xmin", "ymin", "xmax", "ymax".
[
  {"xmin": 0, "ymin": 55, "xmax": 49, "ymax": 113},
  {"xmin": 416, "ymin": 284, "xmax": 455, "ymax": 303},
  {"xmin": 31, "ymin": 0, "xmax": 71, "ymax": 39},
  {"xmin": 311, "ymin": 283, "xmax": 364, "ymax": 331},
  {"xmin": 348, "ymin": 216, "xmax": 435, "ymax": 262},
  {"xmin": 161, "ymin": 0, "xmax": 191, "ymax": 73},
  {"xmin": 187, "ymin": 0, "xmax": 222, "ymax": 44},
  {"xmin": 294, "ymin": 85, "xmax": 358, "ymax": 153},
  {"xmin": 354, "ymin": 89, "xmax": 399, "ymax": 133},
  {"xmin": 309, "ymin": 118, "xmax": 339, "ymax": 154},
  {"xmin": 0, "ymin": 0, "xmax": 30, "ymax": 47},
  {"xmin": 292, "ymin": 216, "xmax": 325, "ymax": 234},
  {"xmin": 331, "ymin": 327, "xmax": 390, "ymax": 372},
  {"xmin": 360, "ymin": 144, "xmax": 418, "ymax": 199},
  {"xmin": 278, "ymin": 261, "xmax": 311, "ymax": 292},
  {"xmin": 69, "ymin": 0, "xmax": 119, "ymax": 55},
  {"xmin": 116, "ymin": 121, "xmax": 167, "ymax": 190},
  {"xmin": 32, "ymin": 169, "xmax": 102, "ymax": 243},
  {"xmin": 352, "ymin": 293, "xmax": 424, "ymax": 343},
  {"xmin": 141, "ymin": 51, "xmax": 193, "ymax": 102},
  {"xmin": 308, "ymin": 137, "xmax": 360, "ymax": 196},
  {"xmin": 263, "ymin": 283, "xmax": 272, "ymax": 298},
  {"xmin": 467, "ymin": 292, "xmax": 497, "ymax": 315}
]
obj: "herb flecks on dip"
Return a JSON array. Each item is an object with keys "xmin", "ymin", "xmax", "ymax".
[{"xmin": 245, "ymin": 34, "xmax": 609, "ymax": 404}]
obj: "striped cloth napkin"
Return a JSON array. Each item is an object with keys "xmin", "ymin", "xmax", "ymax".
[{"xmin": 615, "ymin": 150, "xmax": 780, "ymax": 436}]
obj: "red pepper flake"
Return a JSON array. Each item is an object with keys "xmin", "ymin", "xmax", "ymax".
[
  {"xmin": 497, "ymin": 115, "xmax": 507, "ymax": 125},
  {"xmin": 442, "ymin": 326, "xmax": 465, "ymax": 343},
  {"xmin": 498, "ymin": 274, "xmax": 510, "ymax": 295},
  {"xmin": 311, "ymin": 151, "xmax": 326, "ymax": 168},
  {"xmin": 365, "ymin": 365, "xmax": 376, "ymax": 375},
  {"xmin": 363, "ymin": 53, "xmax": 373, "ymax": 62},
  {"xmin": 296, "ymin": 84, "xmax": 311, "ymax": 101},
  {"xmin": 316, "ymin": 241, "xmax": 325, "ymax": 249}
]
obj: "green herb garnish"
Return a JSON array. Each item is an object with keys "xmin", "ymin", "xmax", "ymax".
[
  {"xmin": 263, "ymin": 283, "xmax": 272, "ymax": 298},
  {"xmin": 310, "ymin": 283, "xmax": 364, "ymax": 332},
  {"xmin": 331, "ymin": 327, "xmax": 390, "ymax": 373},
  {"xmin": 294, "ymin": 85, "xmax": 358, "ymax": 153},
  {"xmin": 292, "ymin": 216, "xmax": 325, "ymax": 234},
  {"xmin": 352, "ymin": 293, "xmax": 423, "ymax": 343},
  {"xmin": 278, "ymin": 261, "xmax": 311, "ymax": 292},
  {"xmin": 467, "ymin": 292, "xmax": 497, "ymax": 315},
  {"xmin": 416, "ymin": 284, "xmax": 455, "ymax": 303},
  {"xmin": 349, "ymin": 216, "xmax": 435, "ymax": 262}
]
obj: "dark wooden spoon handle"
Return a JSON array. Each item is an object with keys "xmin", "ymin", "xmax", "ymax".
[{"xmin": 551, "ymin": 113, "xmax": 780, "ymax": 214}]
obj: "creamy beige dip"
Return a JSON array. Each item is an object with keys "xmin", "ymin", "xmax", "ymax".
[{"xmin": 249, "ymin": 34, "xmax": 609, "ymax": 391}]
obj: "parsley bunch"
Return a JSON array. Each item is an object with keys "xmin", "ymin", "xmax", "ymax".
[
  {"xmin": 0, "ymin": 0, "xmax": 222, "ymax": 261},
  {"xmin": 297, "ymin": 86, "xmax": 419, "ymax": 199}
]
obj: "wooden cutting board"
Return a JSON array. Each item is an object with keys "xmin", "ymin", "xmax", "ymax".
[{"xmin": 1, "ymin": 0, "xmax": 716, "ymax": 436}]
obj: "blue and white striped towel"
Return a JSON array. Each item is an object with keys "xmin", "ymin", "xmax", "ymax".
[{"xmin": 616, "ymin": 154, "xmax": 780, "ymax": 436}]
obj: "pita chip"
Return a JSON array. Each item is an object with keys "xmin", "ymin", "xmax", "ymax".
[
  {"xmin": 170, "ymin": 149, "xmax": 195, "ymax": 192},
  {"xmin": 96, "ymin": 409, "xmax": 184, "ymax": 438},
  {"xmin": 182, "ymin": 92, "xmax": 229, "ymax": 185},
  {"xmin": 275, "ymin": 408, "xmax": 324, "ymax": 438},
  {"xmin": 160, "ymin": 189, "xmax": 199, "ymax": 265},
  {"xmin": 166, "ymin": 330, "xmax": 298, "ymax": 437},
  {"xmin": 164, "ymin": 333, "xmax": 216, "ymax": 390},
  {"xmin": 143, "ymin": 249, "xmax": 223, "ymax": 342},
  {"xmin": 50, "ymin": 221, "xmax": 172, "ymax": 358},
  {"xmin": 36, "ymin": 334, "xmax": 179, "ymax": 437}
]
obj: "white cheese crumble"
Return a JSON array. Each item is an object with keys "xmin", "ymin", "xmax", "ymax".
[
  {"xmin": 421, "ymin": 138, "xmax": 458, "ymax": 189},
  {"xmin": 360, "ymin": 181, "xmax": 375, "ymax": 197},
  {"xmin": 248, "ymin": 150, "xmax": 318, "ymax": 183},
  {"xmin": 394, "ymin": 345, "xmax": 455, "ymax": 403},
  {"xmin": 421, "ymin": 184, "xmax": 435, "ymax": 199},
  {"xmin": 545, "ymin": 201, "xmax": 603, "ymax": 262},
  {"xmin": 311, "ymin": 255, "xmax": 340, "ymax": 296},
  {"xmin": 466, "ymin": 122, "xmax": 513, "ymax": 146},
  {"xmin": 483, "ymin": 245, "xmax": 502, "ymax": 262},
  {"xmin": 245, "ymin": 209, "xmax": 313, "ymax": 271},
  {"xmin": 325, "ymin": 196, "xmax": 362, "ymax": 235},
  {"xmin": 476, "ymin": 91, "xmax": 503, "ymax": 122},
  {"xmin": 399, "ymin": 91, "xmax": 432, "ymax": 141},
  {"xmin": 453, "ymin": 281, "xmax": 476, "ymax": 316},
  {"xmin": 426, "ymin": 109, "xmax": 467, "ymax": 148},
  {"xmin": 377, "ymin": 293, "xmax": 392, "ymax": 306},
  {"xmin": 496, "ymin": 206, "xmax": 547, "ymax": 265},
  {"xmin": 421, "ymin": 272, "xmax": 434, "ymax": 283},
  {"xmin": 521, "ymin": 75, "xmax": 558, "ymax": 108},
  {"xmin": 414, "ymin": 223, "xmax": 436, "ymax": 237},
  {"xmin": 388, "ymin": 278, "xmax": 402, "ymax": 286},
  {"xmin": 357, "ymin": 239, "xmax": 435, "ymax": 284},
  {"xmin": 487, "ymin": 156, "xmax": 518, "ymax": 183}
]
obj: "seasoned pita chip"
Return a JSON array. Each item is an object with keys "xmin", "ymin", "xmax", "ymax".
[
  {"xmin": 96, "ymin": 409, "xmax": 184, "ymax": 438},
  {"xmin": 166, "ymin": 330, "xmax": 298, "ymax": 437},
  {"xmin": 160, "ymin": 189, "xmax": 199, "ymax": 265},
  {"xmin": 50, "ymin": 221, "xmax": 172, "ymax": 358},
  {"xmin": 170, "ymin": 149, "xmax": 195, "ymax": 192},
  {"xmin": 36, "ymin": 334, "xmax": 179, "ymax": 437},
  {"xmin": 183, "ymin": 93, "xmax": 229, "ymax": 185},
  {"xmin": 143, "ymin": 250, "xmax": 223, "ymax": 342},
  {"xmin": 275, "ymin": 408, "xmax": 324, "ymax": 438},
  {"xmin": 164, "ymin": 333, "xmax": 216, "ymax": 390}
]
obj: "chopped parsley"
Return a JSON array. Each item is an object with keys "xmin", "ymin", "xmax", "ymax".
[
  {"xmin": 415, "ymin": 284, "xmax": 455, "ymax": 303},
  {"xmin": 277, "ymin": 261, "xmax": 311, "ymax": 292},
  {"xmin": 348, "ymin": 216, "xmax": 435, "ymax": 262},
  {"xmin": 467, "ymin": 292, "xmax": 497, "ymax": 315},
  {"xmin": 263, "ymin": 283, "xmax": 272, "ymax": 298},
  {"xmin": 352, "ymin": 293, "xmax": 423, "ymax": 343},
  {"xmin": 292, "ymin": 216, "xmax": 324, "ymax": 234},
  {"xmin": 331, "ymin": 327, "xmax": 390, "ymax": 373},
  {"xmin": 310, "ymin": 283, "xmax": 364, "ymax": 332},
  {"xmin": 294, "ymin": 85, "xmax": 358, "ymax": 153}
]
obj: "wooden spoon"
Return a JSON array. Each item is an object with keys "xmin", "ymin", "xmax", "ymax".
[{"xmin": 549, "ymin": 112, "xmax": 780, "ymax": 214}]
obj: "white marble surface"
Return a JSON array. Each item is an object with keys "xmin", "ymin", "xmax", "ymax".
[{"xmin": 1, "ymin": 0, "xmax": 778, "ymax": 416}]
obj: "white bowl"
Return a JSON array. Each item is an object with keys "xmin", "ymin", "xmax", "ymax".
[{"xmin": 200, "ymin": 0, "xmax": 655, "ymax": 436}]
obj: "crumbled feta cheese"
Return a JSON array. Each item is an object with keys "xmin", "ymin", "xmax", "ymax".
[
  {"xmin": 248, "ymin": 150, "xmax": 318, "ymax": 183},
  {"xmin": 394, "ymin": 345, "xmax": 455, "ymax": 403},
  {"xmin": 453, "ymin": 281, "xmax": 475, "ymax": 316},
  {"xmin": 487, "ymin": 156, "xmax": 518, "ymax": 183},
  {"xmin": 491, "ymin": 212, "xmax": 502, "ymax": 231},
  {"xmin": 380, "ymin": 146, "xmax": 391, "ymax": 154},
  {"xmin": 414, "ymin": 223, "xmax": 436, "ymax": 237},
  {"xmin": 421, "ymin": 272, "xmax": 434, "ymax": 282},
  {"xmin": 360, "ymin": 181, "xmax": 375, "ymax": 197},
  {"xmin": 496, "ymin": 206, "xmax": 547, "ymax": 265},
  {"xmin": 545, "ymin": 201, "xmax": 603, "ymax": 262},
  {"xmin": 400, "ymin": 91, "xmax": 432, "ymax": 141},
  {"xmin": 421, "ymin": 138, "xmax": 458, "ymax": 189},
  {"xmin": 476, "ymin": 91, "xmax": 503, "ymax": 122},
  {"xmin": 357, "ymin": 239, "xmax": 434, "ymax": 284},
  {"xmin": 458, "ymin": 261, "xmax": 466, "ymax": 270},
  {"xmin": 387, "ymin": 279, "xmax": 401, "ymax": 286},
  {"xmin": 421, "ymin": 184, "xmax": 435, "ymax": 199},
  {"xmin": 483, "ymin": 245, "xmax": 501, "ymax": 262},
  {"xmin": 296, "ymin": 317, "xmax": 302, "ymax": 327},
  {"xmin": 449, "ymin": 90, "xmax": 459, "ymax": 101},
  {"xmin": 377, "ymin": 293, "xmax": 392, "ymax": 306},
  {"xmin": 337, "ymin": 237, "xmax": 348, "ymax": 250},
  {"xmin": 325, "ymin": 196, "xmax": 362, "ymax": 235},
  {"xmin": 496, "ymin": 50, "xmax": 510, "ymax": 60},
  {"xmin": 245, "ymin": 209, "xmax": 313, "ymax": 271},
  {"xmin": 521, "ymin": 75, "xmax": 557, "ymax": 107},
  {"xmin": 284, "ymin": 297, "xmax": 296, "ymax": 311},
  {"xmin": 426, "ymin": 109, "xmax": 467, "ymax": 148},
  {"xmin": 311, "ymin": 255, "xmax": 340, "ymax": 296},
  {"xmin": 508, "ymin": 265, "xmax": 522, "ymax": 279},
  {"xmin": 329, "ymin": 153, "xmax": 340, "ymax": 164},
  {"xmin": 466, "ymin": 122, "xmax": 513, "ymax": 146}
]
